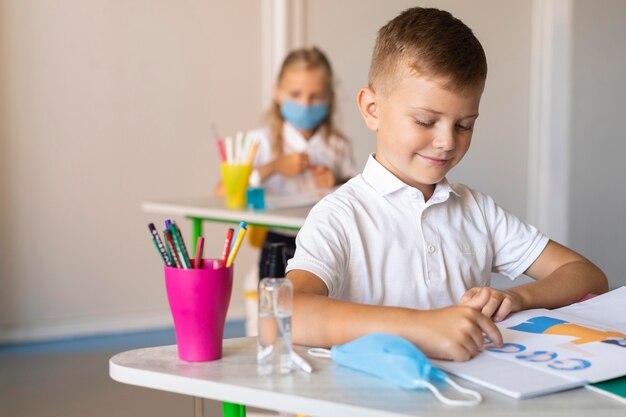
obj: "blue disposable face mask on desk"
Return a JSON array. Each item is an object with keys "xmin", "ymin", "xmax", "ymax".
[
  {"xmin": 280, "ymin": 100, "xmax": 328, "ymax": 131},
  {"xmin": 308, "ymin": 333, "xmax": 482, "ymax": 407}
]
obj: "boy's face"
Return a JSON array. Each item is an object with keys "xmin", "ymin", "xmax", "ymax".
[{"xmin": 358, "ymin": 71, "xmax": 483, "ymax": 199}]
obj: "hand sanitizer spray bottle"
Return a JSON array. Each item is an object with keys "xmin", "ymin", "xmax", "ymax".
[{"xmin": 257, "ymin": 243, "xmax": 293, "ymax": 375}]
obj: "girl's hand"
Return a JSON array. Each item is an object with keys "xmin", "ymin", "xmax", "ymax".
[
  {"xmin": 460, "ymin": 287, "xmax": 523, "ymax": 322},
  {"xmin": 310, "ymin": 166, "xmax": 335, "ymax": 189},
  {"xmin": 276, "ymin": 153, "xmax": 310, "ymax": 177},
  {"xmin": 213, "ymin": 181, "xmax": 224, "ymax": 197}
]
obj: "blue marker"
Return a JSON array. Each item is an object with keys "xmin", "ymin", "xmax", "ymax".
[{"xmin": 230, "ymin": 221, "xmax": 248, "ymax": 251}]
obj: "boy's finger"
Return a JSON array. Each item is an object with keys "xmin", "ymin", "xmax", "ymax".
[
  {"xmin": 461, "ymin": 287, "xmax": 490, "ymax": 310},
  {"xmin": 481, "ymin": 293, "xmax": 502, "ymax": 318},
  {"xmin": 477, "ymin": 314, "xmax": 503, "ymax": 347},
  {"xmin": 469, "ymin": 326, "xmax": 486, "ymax": 352},
  {"xmin": 459, "ymin": 287, "xmax": 477, "ymax": 304},
  {"xmin": 493, "ymin": 297, "xmax": 512, "ymax": 322}
]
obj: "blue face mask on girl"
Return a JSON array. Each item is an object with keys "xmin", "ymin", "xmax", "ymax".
[
  {"xmin": 280, "ymin": 100, "xmax": 328, "ymax": 131},
  {"xmin": 308, "ymin": 333, "xmax": 482, "ymax": 407}
]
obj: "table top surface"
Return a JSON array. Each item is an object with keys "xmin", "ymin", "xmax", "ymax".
[
  {"xmin": 109, "ymin": 338, "xmax": 624, "ymax": 417},
  {"xmin": 142, "ymin": 195, "xmax": 316, "ymax": 230}
]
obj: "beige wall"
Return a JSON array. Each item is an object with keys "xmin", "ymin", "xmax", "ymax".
[
  {"xmin": 0, "ymin": 0, "xmax": 262, "ymax": 341},
  {"xmin": 570, "ymin": 0, "xmax": 626, "ymax": 289},
  {"xmin": 307, "ymin": 0, "xmax": 532, "ymax": 217}
]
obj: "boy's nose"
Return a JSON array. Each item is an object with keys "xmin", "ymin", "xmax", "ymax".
[{"xmin": 433, "ymin": 130, "xmax": 456, "ymax": 151}]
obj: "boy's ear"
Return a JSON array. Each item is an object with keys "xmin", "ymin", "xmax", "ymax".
[{"xmin": 357, "ymin": 87, "xmax": 379, "ymax": 131}]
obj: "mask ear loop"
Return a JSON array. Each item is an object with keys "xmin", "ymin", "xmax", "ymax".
[
  {"xmin": 307, "ymin": 347, "xmax": 332, "ymax": 358},
  {"xmin": 308, "ymin": 348, "xmax": 481, "ymax": 406},
  {"xmin": 421, "ymin": 378, "xmax": 482, "ymax": 407}
]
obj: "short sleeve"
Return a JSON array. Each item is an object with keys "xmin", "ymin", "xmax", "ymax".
[
  {"xmin": 286, "ymin": 198, "xmax": 351, "ymax": 297},
  {"xmin": 473, "ymin": 190, "xmax": 549, "ymax": 279}
]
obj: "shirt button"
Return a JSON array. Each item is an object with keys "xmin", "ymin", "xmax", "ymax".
[
  {"xmin": 427, "ymin": 244, "xmax": 436, "ymax": 253},
  {"xmin": 421, "ymin": 212, "xmax": 427, "ymax": 220}
]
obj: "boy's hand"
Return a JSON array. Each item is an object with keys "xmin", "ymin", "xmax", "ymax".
[
  {"xmin": 310, "ymin": 166, "xmax": 336, "ymax": 189},
  {"xmin": 460, "ymin": 287, "xmax": 523, "ymax": 322},
  {"xmin": 411, "ymin": 305, "xmax": 503, "ymax": 361},
  {"xmin": 276, "ymin": 153, "xmax": 310, "ymax": 177}
]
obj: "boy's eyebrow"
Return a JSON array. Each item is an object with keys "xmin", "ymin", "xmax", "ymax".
[{"xmin": 410, "ymin": 106, "xmax": 479, "ymax": 119}]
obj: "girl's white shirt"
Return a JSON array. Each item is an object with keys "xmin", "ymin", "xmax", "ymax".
[{"xmin": 247, "ymin": 122, "xmax": 355, "ymax": 195}]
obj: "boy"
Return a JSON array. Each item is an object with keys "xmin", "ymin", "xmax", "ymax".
[{"xmin": 285, "ymin": 7, "xmax": 607, "ymax": 361}]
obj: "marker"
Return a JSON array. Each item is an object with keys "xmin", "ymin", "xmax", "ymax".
[
  {"xmin": 225, "ymin": 136, "xmax": 234, "ymax": 164},
  {"xmin": 216, "ymin": 139, "xmax": 227, "ymax": 162},
  {"xmin": 246, "ymin": 141, "xmax": 259, "ymax": 165},
  {"xmin": 163, "ymin": 230, "xmax": 177, "ymax": 268},
  {"xmin": 220, "ymin": 228, "xmax": 235, "ymax": 266},
  {"xmin": 194, "ymin": 236, "xmax": 204, "ymax": 269},
  {"xmin": 170, "ymin": 222, "xmax": 191, "ymax": 269},
  {"xmin": 226, "ymin": 223, "xmax": 247, "ymax": 267},
  {"xmin": 148, "ymin": 223, "xmax": 173, "ymax": 266},
  {"xmin": 230, "ymin": 221, "xmax": 247, "ymax": 252},
  {"xmin": 164, "ymin": 229, "xmax": 182, "ymax": 268},
  {"xmin": 234, "ymin": 131, "xmax": 243, "ymax": 163}
]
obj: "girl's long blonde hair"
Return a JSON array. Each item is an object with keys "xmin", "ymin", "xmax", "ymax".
[{"xmin": 267, "ymin": 47, "xmax": 347, "ymax": 157}]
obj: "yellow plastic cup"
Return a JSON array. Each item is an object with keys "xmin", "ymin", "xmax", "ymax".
[{"xmin": 220, "ymin": 163, "xmax": 252, "ymax": 209}]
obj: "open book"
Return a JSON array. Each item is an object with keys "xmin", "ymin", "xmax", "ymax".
[{"xmin": 432, "ymin": 287, "xmax": 626, "ymax": 399}]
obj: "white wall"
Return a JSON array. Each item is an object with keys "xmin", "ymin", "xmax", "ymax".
[
  {"xmin": 570, "ymin": 0, "xmax": 626, "ymax": 289},
  {"xmin": 0, "ymin": 0, "xmax": 262, "ymax": 342}
]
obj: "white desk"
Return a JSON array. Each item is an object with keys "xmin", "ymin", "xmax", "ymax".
[
  {"xmin": 109, "ymin": 338, "xmax": 624, "ymax": 417},
  {"xmin": 142, "ymin": 196, "xmax": 313, "ymax": 251},
  {"xmin": 142, "ymin": 196, "xmax": 312, "ymax": 230}
]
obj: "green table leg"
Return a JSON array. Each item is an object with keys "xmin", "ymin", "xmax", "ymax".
[
  {"xmin": 223, "ymin": 402, "xmax": 246, "ymax": 417},
  {"xmin": 189, "ymin": 217, "xmax": 203, "ymax": 253}
]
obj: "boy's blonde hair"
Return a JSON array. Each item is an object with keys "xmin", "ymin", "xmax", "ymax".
[
  {"xmin": 268, "ymin": 47, "xmax": 346, "ymax": 156},
  {"xmin": 369, "ymin": 7, "xmax": 487, "ymax": 97}
]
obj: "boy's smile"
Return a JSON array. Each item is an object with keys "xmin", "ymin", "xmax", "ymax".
[{"xmin": 359, "ymin": 72, "xmax": 483, "ymax": 200}]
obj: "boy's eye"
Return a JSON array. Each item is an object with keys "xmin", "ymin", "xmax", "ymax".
[
  {"xmin": 414, "ymin": 119, "xmax": 434, "ymax": 128},
  {"xmin": 456, "ymin": 123, "xmax": 474, "ymax": 131}
]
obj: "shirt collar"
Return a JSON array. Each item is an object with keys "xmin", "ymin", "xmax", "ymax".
[{"xmin": 362, "ymin": 153, "xmax": 461, "ymax": 199}]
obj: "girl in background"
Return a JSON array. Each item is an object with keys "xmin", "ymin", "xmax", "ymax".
[{"xmin": 247, "ymin": 46, "xmax": 355, "ymax": 278}]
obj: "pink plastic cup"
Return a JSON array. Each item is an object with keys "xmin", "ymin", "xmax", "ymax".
[{"xmin": 164, "ymin": 259, "xmax": 233, "ymax": 361}]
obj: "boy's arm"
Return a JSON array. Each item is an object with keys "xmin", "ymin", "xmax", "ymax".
[
  {"xmin": 288, "ymin": 269, "xmax": 503, "ymax": 362},
  {"xmin": 461, "ymin": 240, "xmax": 608, "ymax": 320},
  {"xmin": 511, "ymin": 240, "xmax": 607, "ymax": 308}
]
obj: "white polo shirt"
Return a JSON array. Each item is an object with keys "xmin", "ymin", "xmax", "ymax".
[
  {"xmin": 286, "ymin": 154, "xmax": 549, "ymax": 309},
  {"xmin": 247, "ymin": 123, "xmax": 355, "ymax": 195}
]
